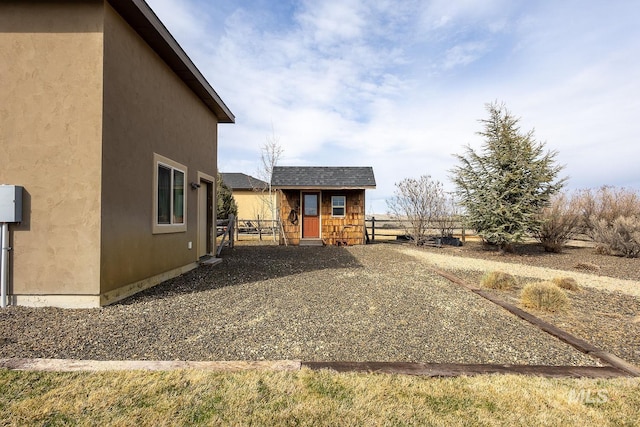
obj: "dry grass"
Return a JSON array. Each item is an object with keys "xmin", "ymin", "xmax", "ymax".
[
  {"xmin": 481, "ymin": 271, "xmax": 517, "ymax": 290},
  {"xmin": 573, "ymin": 261, "xmax": 601, "ymax": 272},
  {"xmin": 521, "ymin": 282, "xmax": 569, "ymax": 312},
  {"xmin": 1, "ymin": 369, "xmax": 639, "ymax": 426},
  {"xmin": 552, "ymin": 277, "xmax": 580, "ymax": 291}
]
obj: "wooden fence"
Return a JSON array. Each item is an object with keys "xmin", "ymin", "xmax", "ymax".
[
  {"xmin": 365, "ymin": 216, "xmax": 475, "ymax": 243},
  {"xmin": 216, "ymin": 214, "xmax": 235, "ymax": 255},
  {"xmin": 233, "ymin": 217, "xmax": 280, "ymax": 241},
  {"xmin": 224, "ymin": 216, "xmax": 594, "ymax": 247},
  {"xmin": 230, "ymin": 216, "xmax": 476, "ymax": 244}
]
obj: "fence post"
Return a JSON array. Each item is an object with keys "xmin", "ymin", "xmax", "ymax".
[
  {"xmin": 461, "ymin": 224, "xmax": 466, "ymax": 243},
  {"xmin": 371, "ymin": 216, "xmax": 375, "ymax": 242}
]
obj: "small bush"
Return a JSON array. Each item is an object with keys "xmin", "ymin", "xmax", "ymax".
[
  {"xmin": 590, "ymin": 216, "xmax": 640, "ymax": 258},
  {"xmin": 578, "ymin": 186, "xmax": 640, "ymax": 227},
  {"xmin": 481, "ymin": 271, "xmax": 517, "ymax": 290},
  {"xmin": 534, "ymin": 192, "xmax": 581, "ymax": 253},
  {"xmin": 552, "ymin": 277, "xmax": 580, "ymax": 291},
  {"xmin": 577, "ymin": 186, "xmax": 640, "ymax": 258},
  {"xmin": 521, "ymin": 282, "xmax": 569, "ymax": 312}
]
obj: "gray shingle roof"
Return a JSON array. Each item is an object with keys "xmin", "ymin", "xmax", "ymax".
[
  {"xmin": 271, "ymin": 166, "xmax": 376, "ymax": 189},
  {"xmin": 221, "ymin": 173, "xmax": 268, "ymax": 190}
]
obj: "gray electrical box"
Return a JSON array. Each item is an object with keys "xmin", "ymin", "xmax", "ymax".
[{"xmin": 0, "ymin": 185, "xmax": 23, "ymax": 223}]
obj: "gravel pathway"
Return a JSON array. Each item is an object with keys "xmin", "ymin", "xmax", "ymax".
[
  {"xmin": 397, "ymin": 247, "xmax": 640, "ymax": 297},
  {"xmin": 0, "ymin": 244, "xmax": 601, "ymax": 365}
]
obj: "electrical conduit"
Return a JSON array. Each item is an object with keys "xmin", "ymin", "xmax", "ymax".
[{"xmin": 1, "ymin": 222, "xmax": 8, "ymax": 308}]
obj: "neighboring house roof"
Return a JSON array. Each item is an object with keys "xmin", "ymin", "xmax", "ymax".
[
  {"xmin": 271, "ymin": 166, "xmax": 376, "ymax": 190},
  {"xmin": 221, "ymin": 173, "xmax": 268, "ymax": 190},
  {"xmin": 109, "ymin": 0, "xmax": 234, "ymax": 123}
]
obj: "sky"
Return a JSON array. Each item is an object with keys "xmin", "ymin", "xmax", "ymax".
[{"xmin": 145, "ymin": 0, "xmax": 640, "ymax": 214}]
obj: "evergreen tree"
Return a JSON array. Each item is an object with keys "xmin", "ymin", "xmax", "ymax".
[
  {"xmin": 217, "ymin": 174, "xmax": 238, "ymax": 219},
  {"xmin": 451, "ymin": 102, "xmax": 566, "ymax": 251}
]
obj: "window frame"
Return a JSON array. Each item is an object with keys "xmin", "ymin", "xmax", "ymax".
[
  {"xmin": 331, "ymin": 195, "xmax": 346, "ymax": 217},
  {"xmin": 153, "ymin": 153, "xmax": 187, "ymax": 234}
]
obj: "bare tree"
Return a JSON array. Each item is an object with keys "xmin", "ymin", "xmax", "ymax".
[
  {"xmin": 256, "ymin": 130, "xmax": 284, "ymax": 240},
  {"xmin": 386, "ymin": 175, "xmax": 448, "ymax": 245},
  {"xmin": 438, "ymin": 193, "xmax": 461, "ymax": 238}
]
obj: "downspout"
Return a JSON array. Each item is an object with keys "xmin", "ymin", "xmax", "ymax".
[{"xmin": 1, "ymin": 222, "xmax": 8, "ymax": 308}]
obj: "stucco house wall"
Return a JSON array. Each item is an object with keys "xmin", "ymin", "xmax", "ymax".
[
  {"xmin": 0, "ymin": 2, "xmax": 105, "ymax": 301},
  {"xmin": 232, "ymin": 191, "xmax": 275, "ymax": 221},
  {"xmin": 0, "ymin": 0, "xmax": 233, "ymax": 308},
  {"xmin": 220, "ymin": 173, "xmax": 274, "ymax": 222},
  {"xmin": 100, "ymin": 4, "xmax": 218, "ymax": 295}
]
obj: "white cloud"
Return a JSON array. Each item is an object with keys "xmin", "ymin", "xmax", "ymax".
[
  {"xmin": 146, "ymin": 0, "xmax": 640, "ymax": 213},
  {"xmin": 442, "ymin": 41, "xmax": 489, "ymax": 70}
]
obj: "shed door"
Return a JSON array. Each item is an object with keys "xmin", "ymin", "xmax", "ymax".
[{"xmin": 302, "ymin": 192, "xmax": 320, "ymax": 238}]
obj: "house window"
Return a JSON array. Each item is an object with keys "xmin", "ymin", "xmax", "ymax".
[
  {"xmin": 153, "ymin": 153, "xmax": 187, "ymax": 233},
  {"xmin": 332, "ymin": 195, "xmax": 346, "ymax": 217}
]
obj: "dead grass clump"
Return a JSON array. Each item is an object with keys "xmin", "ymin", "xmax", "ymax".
[
  {"xmin": 552, "ymin": 277, "xmax": 580, "ymax": 291},
  {"xmin": 521, "ymin": 282, "xmax": 569, "ymax": 312},
  {"xmin": 481, "ymin": 271, "xmax": 517, "ymax": 290},
  {"xmin": 573, "ymin": 262, "xmax": 600, "ymax": 272}
]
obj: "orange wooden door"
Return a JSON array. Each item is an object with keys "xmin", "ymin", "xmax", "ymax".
[{"xmin": 302, "ymin": 192, "xmax": 320, "ymax": 238}]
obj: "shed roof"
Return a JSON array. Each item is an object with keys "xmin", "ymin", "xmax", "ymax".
[
  {"xmin": 109, "ymin": 0, "xmax": 234, "ymax": 123},
  {"xmin": 271, "ymin": 166, "xmax": 376, "ymax": 190},
  {"xmin": 221, "ymin": 173, "xmax": 268, "ymax": 190}
]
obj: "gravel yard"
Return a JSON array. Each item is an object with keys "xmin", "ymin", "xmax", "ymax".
[
  {"xmin": 0, "ymin": 243, "xmax": 612, "ymax": 366},
  {"xmin": 403, "ymin": 242, "xmax": 640, "ymax": 365}
]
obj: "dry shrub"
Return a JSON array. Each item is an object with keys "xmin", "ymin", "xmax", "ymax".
[
  {"xmin": 578, "ymin": 186, "xmax": 640, "ymax": 226},
  {"xmin": 590, "ymin": 216, "xmax": 640, "ymax": 258},
  {"xmin": 552, "ymin": 277, "xmax": 579, "ymax": 291},
  {"xmin": 534, "ymin": 192, "xmax": 581, "ymax": 253},
  {"xmin": 481, "ymin": 271, "xmax": 517, "ymax": 290},
  {"xmin": 521, "ymin": 282, "xmax": 569, "ymax": 312},
  {"xmin": 576, "ymin": 186, "xmax": 640, "ymax": 258}
]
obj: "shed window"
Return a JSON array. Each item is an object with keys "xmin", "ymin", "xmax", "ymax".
[
  {"xmin": 153, "ymin": 153, "xmax": 187, "ymax": 234},
  {"xmin": 332, "ymin": 196, "xmax": 346, "ymax": 217}
]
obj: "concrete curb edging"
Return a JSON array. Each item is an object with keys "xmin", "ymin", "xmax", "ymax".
[{"xmin": 0, "ymin": 358, "xmax": 301, "ymax": 372}]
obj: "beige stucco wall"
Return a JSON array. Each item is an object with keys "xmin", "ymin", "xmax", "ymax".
[
  {"xmin": 100, "ymin": 4, "xmax": 218, "ymax": 294},
  {"xmin": 233, "ymin": 190, "xmax": 275, "ymax": 221},
  {"xmin": 0, "ymin": 2, "xmax": 104, "ymax": 297}
]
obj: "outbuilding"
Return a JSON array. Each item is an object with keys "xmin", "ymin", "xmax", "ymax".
[
  {"xmin": 271, "ymin": 167, "xmax": 376, "ymax": 246},
  {"xmin": 220, "ymin": 173, "xmax": 274, "ymax": 222}
]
